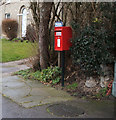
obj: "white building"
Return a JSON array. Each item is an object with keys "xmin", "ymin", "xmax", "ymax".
[{"xmin": 0, "ymin": 0, "xmax": 33, "ymax": 39}]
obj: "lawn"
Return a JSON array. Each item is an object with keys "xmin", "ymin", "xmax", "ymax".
[{"xmin": 1, "ymin": 39, "xmax": 37, "ymax": 62}]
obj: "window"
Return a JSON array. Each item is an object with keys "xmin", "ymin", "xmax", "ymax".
[{"xmin": 5, "ymin": 13, "xmax": 10, "ymax": 19}]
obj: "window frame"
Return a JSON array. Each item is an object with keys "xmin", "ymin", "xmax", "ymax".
[{"xmin": 5, "ymin": 13, "xmax": 10, "ymax": 19}]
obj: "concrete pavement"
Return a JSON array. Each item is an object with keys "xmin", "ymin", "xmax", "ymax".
[
  {"xmin": 0, "ymin": 59, "xmax": 115, "ymax": 118},
  {"xmin": 1, "ymin": 59, "xmax": 74, "ymax": 108}
]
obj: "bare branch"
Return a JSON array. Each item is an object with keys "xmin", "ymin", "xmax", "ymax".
[{"xmin": 49, "ymin": 2, "xmax": 61, "ymax": 35}]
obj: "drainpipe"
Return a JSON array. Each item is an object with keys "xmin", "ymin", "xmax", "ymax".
[{"xmin": 112, "ymin": 61, "xmax": 116, "ymax": 97}]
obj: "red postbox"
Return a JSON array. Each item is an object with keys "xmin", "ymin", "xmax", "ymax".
[{"xmin": 54, "ymin": 26, "xmax": 72, "ymax": 51}]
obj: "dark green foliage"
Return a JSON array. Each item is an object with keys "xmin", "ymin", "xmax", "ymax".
[
  {"xmin": 14, "ymin": 66, "xmax": 61, "ymax": 85},
  {"xmin": 96, "ymin": 87, "xmax": 107, "ymax": 98},
  {"xmin": 39, "ymin": 67, "xmax": 61, "ymax": 83},
  {"xmin": 66, "ymin": 83, "xmax": 78, "ymax": 90},
  {"xmin": 71, "ymin": 3, "xmax": 116, "ymax": 77},
  {"xmin": 71, "ymin": 23, "xmax": 114, "ymax": 76}
]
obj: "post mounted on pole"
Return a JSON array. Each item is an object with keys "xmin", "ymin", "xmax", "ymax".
[
  {"xmin": 61, "ymin": 51, "xmax": 65, "ymax": 87},
  {"xmin": 54, "ymin": 23, "xmax": 72, "ymax": 87},
  {"xmin": 55, "ymin": 22, "xmax": 63, "ymax": 68}
]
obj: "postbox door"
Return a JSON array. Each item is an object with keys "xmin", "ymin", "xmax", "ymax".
[{"xmin": 55, "ymin": 36, "xmax": 63, "ymax": 51}]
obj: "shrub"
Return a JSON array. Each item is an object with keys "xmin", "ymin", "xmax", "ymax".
[
  {"xmin": 2, "ymin": 19, "xmax": 18, "ymax": 40},
  {"xmin": 71, "ymin": 3, "xmax": 116, "ymax": 77},
  {"xmin": 71, "ymin": 22, "xmax": 115, "ymax": 77},
  {"xmin": 25, "ymin": 24, "xmax": 37, "ymax": 42}
]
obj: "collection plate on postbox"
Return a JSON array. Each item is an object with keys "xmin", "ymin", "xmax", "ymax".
[{"xmin": 54, "ymin": 26, "xmax": 72, "ymax": 51}]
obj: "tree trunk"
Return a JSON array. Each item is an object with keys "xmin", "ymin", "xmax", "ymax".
[{"xmin": 39, "ymin": 2, "xmax": 53, "ymax": 69}]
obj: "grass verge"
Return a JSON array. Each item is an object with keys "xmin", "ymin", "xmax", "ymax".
[{"xmin": 1, "ymin": 39, "xmax": 37, "ymax": 62}]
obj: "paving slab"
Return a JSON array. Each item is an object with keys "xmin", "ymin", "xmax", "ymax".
[
  {"xmin": 1, "ymin": 60, "xmax": 75, "ymax": 108},
  {"xmin": 2, "ymin": 80, "xmax": 26, "ymax": 88},
  {"xmin": 23, "ymin": 80, "xmax": 49, "ymax": 88},
  {"xmin": 2, "ymin": 79, "xmax": 73, "ymax": 108},
  {"xmin": 2, "ymin": 76, "xmax": 22, "ymax": 83}
]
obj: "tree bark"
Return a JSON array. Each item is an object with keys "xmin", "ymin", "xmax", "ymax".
[{"xmin": 39, "ymin": 2, "xmax": 53, "ymax": 69}]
